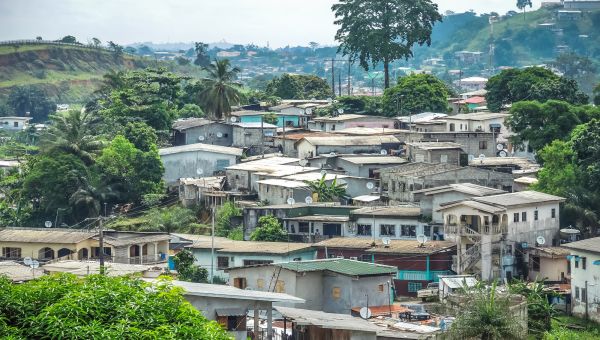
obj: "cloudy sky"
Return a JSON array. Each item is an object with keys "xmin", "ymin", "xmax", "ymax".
[{"xmin": 1, "ymin": 0, "xmax": 542, "ymax": 48}]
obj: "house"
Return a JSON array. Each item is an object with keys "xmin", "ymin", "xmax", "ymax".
[
  {"xmin": 282, "ymin": 172, "xmax": 373, "ymax": 199},
  {"xmin": 171, "ymin": 118, "xmax": 233, "ymax": 146},
  {"xmin": 332, "ymin": 127, "xmax": 405, "ymax": 136},
  {"xmin": 406, "ymin": 142, "xmax": 464, "ymax": 165},
  {"xmin": 225, "ymin": 156, "xmax": 308, "ymax": 193},
  {"xmin": 146, "ymin": 279, "xmax": 304, "ymax": 340},
  {"xmin": 158, "ymin": 143, "xmax": 243, "ymax": 185},
  {"xmin": 295, "ymin": 135, "xmax": 401, "ymax": 159},
  {"xmin": 514, "ymin": 177, "xmax": 539, "ymax": 192},
  {"xmin": 272, "ymin": 131, "xmax": 335, "ymax": 157},
  {"xmin": 469, "ymin": 157, "xmax": 540, "ymax": 175},
  {"xmin": 231, "ymin": 110, "xmax": 308, "ymax": 128},
  {"xmin": 309, "ymin": 114, "xmax": 396, "ymax": 132},
  {"xmin": 438, "ymin": 275, "xmax": 478, "ymax": 301},
  {"xmin": 438, "ymin": 191, "xmax": 565, "ymax": 281},
  {"xmin": 454, "ymin": 51, "xmax": 484, "ymax": 64},
  {"xmin": 416, "ymin": 131, "xmax": 498, "ymax": 158},
  {"xmin": 395, "ymin": 112, "xmax": 448, "ymax": 130},
  {"xmin": 226, "ymin": 258, "xmax": 397, "ymax": 314},
  {"xmin": 456, "ymin": 96, "xmax": 487, "ymax": 112},
  {"xmin": 177, "ymin": 176, "xmax": 225, "ymax": 207},
  {"xmin": 413, "ymin": 183, "xmax": 506, "ymax": 224},
  {"xmin": 313, "ymin": 238, "xmax": 456, "ymax": 297},
  {"xmin": 562, "ymin": 237, "xmax": 600, "ymax": 322},
  {"xmin": 256, "ymin": 178, "xmax": 312, "ymax": 205},
  {"xmin": 528, "ymin": 247, "xmax": 570, "ymax": 283},
  {"xmin": 335, "ymin": 155, "xmax": 408, "ymax": 178},
  {"xmin": 454, "ymin": 76, "xmax": 488, "ymax": 91},
  {"xmin": 444, "ymin": 112, "xmax": 509, "ymax": 134},
  {"xmin": 377, "ymin": 162, "xmax": 514, "ymax": 202},
  {"xmin": 348, "ymin": 205, "xmax": 435, "ymax": 240},
  {"xmin": 562, "ymin": 0, "xmax": 600, "ymax": 10},
  {"xmin": 231, "ymin": 122, "xmax": 277, "ymax": 155},
  {"xmin": 0, "ymin": 228, "xmax": 170, "ymax": 265},
  {"xmin": 185, "ymin": 236, "xmax": 315, "ymax": 282},
  {"xmin": 0, "ymin": 117, "xmax": 32, "ymax": 131}
]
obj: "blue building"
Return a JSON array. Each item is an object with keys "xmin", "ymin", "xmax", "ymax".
[{"xmin": 231, "ymin": 110, "xmax": 308, "ymax": 128}]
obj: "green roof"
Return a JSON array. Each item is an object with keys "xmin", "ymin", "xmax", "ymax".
[{"xmin": 277, "ymin": 259, "xmax": 397, "ymax": 277}]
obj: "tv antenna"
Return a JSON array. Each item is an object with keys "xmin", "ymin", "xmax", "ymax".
[
  {"xmin": 305, "ymin": 196, "xmax": 313, "ymax": 204},
  {"xmin": 287, "ymin": 197, "xmax": 296, "ymax": 205},
  {"xmin": 417, "ymin": 234, "xmax": 428, "ymax": 247},
  {"xmin": 536, "ymin": 236, "xmax": 546, "ymax": 246},
  {"xmin": 382, "ymin": 237, "xmax": 391, "ymax": 246},
  {"xmin": 198, "ymin": 135, "xmax": 205, "ymax": 142},
  {"xmin": 380, "ymin": 149, "xmax": 388, "ymax": 155}
]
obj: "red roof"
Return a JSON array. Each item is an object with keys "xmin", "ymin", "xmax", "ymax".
[
  {"xmin": 463, "ymin": 96, "xmax": 486, "ymax": 104},
  {"xmin": 351, "ymin": 305, "xmax": 412, "ymax": 316}
]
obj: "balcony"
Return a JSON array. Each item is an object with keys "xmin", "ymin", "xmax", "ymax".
[{"xmin": 445, "ymin": 223, "xmax": 507, "ymax": 237}]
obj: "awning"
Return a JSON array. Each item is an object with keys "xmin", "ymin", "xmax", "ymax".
[
  {"xmin": 215, "ymin": 308, "xmax": 248, "ymax": 316},
  {"xmin": 593, "ymin": 260, "xmax": 600, "ymax": 266}
]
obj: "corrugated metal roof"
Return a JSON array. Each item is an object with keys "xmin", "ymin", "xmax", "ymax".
[
  {"xmin": 159, "ymin": 143, "xmax": 243, "ymax": 156},
  {"xmin": 444, "ymin": 113, "xmax": 508, "ymax": 121},
  {"xmin": 407, "ymin": 142, "xmax": 463, "ymax": 150},
  {"xmin": 100, "ymin": 234, "xmax": 170, "ymax": 247},
  {"xmin": 226, "ymin": 157, "xmax": 300, "ymax": 170},
  {"xmin": 412, "ymin": 183, "xmax": 506, "ymax": 197},
  {"xmin": 562, "ymin": 237, "xmax": 600, "ymax": 254},
  {"xmin": 277, "ymin": 258, "xmax": 396, "ymax": 276},
  {"xmin": 42, "ymin": 260, "xmax": 161, "ymax": 277},
  {"xmin": 257, "ymin": 178, "xmax": 309, "ymax": 189},
  {"xmin": 313, "ymin": 238, "xmax": 455, "ymax": 255},
  {"xmin": 298, "ymin": 135, "xmax": 400, "ymax": 147},
  {"xmin": 187, "ymin": 236, "xmax": 314, "ymax": 255},
  {"xmin": 439, "ymin": 275, "xmax": 478, "ymax": 289},
  {"xmin": 0, "ymin": 228, "xmax": 95, "ymax": 244},
  {"xmin": 275, "ymin": 306, "xmax": 381, "ymax": 333},
  {"xmin": 351, "ymin": 206, "xmax": 421, "ymax": 217},
  {"xmin": 339, "ymin": 156, "xmax": 407, "ymax": 165},
  {"xmin": 172, "ymin": 118, "xmax": 218, "ymax": 131},
  {"xmin": 469, "ymin": 157, "xmax": 539, "ymax": 170},
  {"xmin": 233, "ymin": 122, "xmax": 277, "ymax": 129},
  {"xmin": 285, "ymin": 215, "xmax": 350, "ymax": 222},
  {"xmin": 312, "ymin": 114, "xmax": 369, "ymax": 122},
  {"xmin": 473, "ymin": 191, "xmax": 565, "ymax": 207}
]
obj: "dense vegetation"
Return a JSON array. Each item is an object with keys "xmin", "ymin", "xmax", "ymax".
[{"xmin": 0, "ymin": 274, "xmax": 229, "ymax": 339}]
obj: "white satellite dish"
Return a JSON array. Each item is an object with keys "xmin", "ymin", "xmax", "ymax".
[
  {"xmin": 305, "ymin": 196, "xmax": 313, "ymax": 204},
  {"xmin": 299, "ymin": 159, "xmax": 308, "ymax": 167},
  {"xmin": 196, "ymin": 168, "xmax": 204, "ymax": 176},
  {"xmin": 498, "ymin": 150, "xmax": 508, "ymax": 158},
  {"xmin": 337, "ymin": 108, "xmax": 344, "ymax": 115},
  {"xmin": 287, "ymin": 197, "xmax": 296, "ymax": 205},
  {"xmin": 382, "ymin": 237, "xmax": 391, "ymax": 245},
  {"xmin": 198, "ymin": 135, "xmax": 205, "ymax": 141},
  {"xmin": 216, "ymin": 132, "xmax": 223, "ymax": 138},
  {"xmin": 320, "ymin": 170, "xmax": 327, "ymax": 176},
  {"xmin": 359, "ymin": 307, "xmax": 373, "ymax": 319},
  {"xmin": 536, "ymin": 236, "xmax": 546, "ymax": 246},
  {"xmin": 496, "ymin": 143, "xmax": 504, "ymax": 151},
  {"xmin": 230, "ymin": 116, "xmax": 238, "ymax": 123},
  {"xmin": 417, "ymin": 234, "xmax": 428, "ymax": 245},
  {"xmin": 23, "ymin": 257, "xmax": 33, "ymax": 266},
  {"xmin": 380, "ymin": 149, "xmax": 388, "ymax": 155},
  {"xmin": 478, "ymin": 154, "xmax": 486, "ymax": 160},
  {"xmin": 305, "ymin": 108, "xmax": 313, "ymax": 115},
  {"xmin": 30, "ymin": 260, "xmax": 40, "ymax": 269},
  {"xmin": 366, "ymin": 182, "xmax": 375, "ymax": 190},
  {"xmin": 44, "ymin": 221, "xmax": 52, "ymax": 228},
  {"xmin": 329, "ymin": 152, "xmax": 336, "ymax": 157}
]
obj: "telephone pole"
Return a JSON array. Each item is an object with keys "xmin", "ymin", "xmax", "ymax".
[{"xmin": 325, "ymin": 58, "xmax": 353, "ymax": 98}]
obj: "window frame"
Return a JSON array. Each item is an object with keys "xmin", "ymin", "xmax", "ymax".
[
  {"xmin": 380, "ymin": 224, "xmax": 396, "ymax": 237},
  {"xmin": 407, "ymin": 282, "xmax": 423, "ymax": 293}
]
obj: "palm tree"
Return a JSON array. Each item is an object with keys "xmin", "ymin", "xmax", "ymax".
[
  {"xmin": 40, "ymin": 110, "xmax": 104, "ymax": 165},
  {"xmin": 450, "ymin": 281, "xmax": 525, "ymax": 340},
  {"xmin": 198, "ymin": 59, "xmax": 242, "ymax": 120},
  {"xmin": 303, "ymin": 174, "xmax": 347, "ymax": 202},
  {"xmin": 68, "ymin": 171, "xmax": 118, "ymax": 219}
]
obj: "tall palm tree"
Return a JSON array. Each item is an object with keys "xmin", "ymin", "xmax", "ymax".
[
  {"xmin": 40, "ymin": 110, "xmax": 104, "ymax": 165},
  {"xmin": 68, "ymin": 171, "xmax": 118, "ymax": 219},
  {"xmin": 198, "ymin": 59, "xmax": 242, "ymax": 120}
]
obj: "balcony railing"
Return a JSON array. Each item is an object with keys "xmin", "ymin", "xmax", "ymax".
[{"xmin": 445, "ymin": 223, "xmax": 507, "ymax": 237}]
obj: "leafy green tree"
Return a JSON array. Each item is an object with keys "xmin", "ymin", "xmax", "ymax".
[
  {"xmin": 509, "ymin": 280, "xmax": 558, "ymax": 334},
  {"xmin": 193, "ymin": 42, "xmax": 211, "ymax": 67},
  {"xmin": 198, "ymin": 59, "xmax": 242, "ymax": 120},
  {"xmin": 263, "ymin": 112, "xmax": 278, "ymax": 124},
  {"xmin": 0, "ymin": 274, "xmax": 228, "ymax": 338},
  {"xmin": 122, "ymin": 121, "xmax": 158, "ymax": 152},
  {"xmin": 332, "ymin": 0, "xmax": 442, "ymax": 88},
  {"xmin": 303, "ymin": 174, "xmax": 347, "ymax": 202},
  {"xmin": 382, "ymin": 74, "xmax": 450, "ymax": 115},
  {"xmin": 7, "ymin": 86, "xmax": 57, "ymax": 122},
  {"xmin": 250, "ymin": 215, "xmax": 288, "ymax": 242},
  {"xmin": 91, "ymin": 37, "xmax": 101, "ymax": 47},
  {"xmin": 450, "ymin": 281, "xmax": 525, "ymax": 340},
  {"xmin": 40, "ymin": 110, "xmax": 104, "ymax": 165},
  {"xmin": 216, "ymin": 201, "xmax": 242, "ymax": 237},
  {"xmin": 178, "ymin": 103, "xmax": 205, "ymax": 118},
  {"xmin": 173, "ymin": 249, "xmax": 209, "ymax": 283},
  {"xmin": 516, "ymin": 0, "xmax": 532, "ymax": 18},
  {"xmin": 58, "ymin": 35, "xmax": 78, "ymax": 44},
  {"xmin": 335, "ymin": 96, "xmax": 382, "ymax": 115},
  {"xmin": 107, "ymin": 40, "xmax": 124, "ymax": 58},
  {"xmin": 572, "ymin": 119, "xmax": 600, "ymax": 192},
  {"xmin": 266, "ymin": 73, "xmax": 331, "ymax": 100},
  {"xmin": 594, "ymin": 83, "xmax": 600, "ymax": 106},
  {"xmin": 141, "ymin": 206, "xmax": 197, "ymax": 234},
  {"xmin": 69, "ymin": 171, "xmax": 117, "ymax": 220},
  {"xmin": 485, "ymin": 67, "xmax": 589, "ymax": 112}
]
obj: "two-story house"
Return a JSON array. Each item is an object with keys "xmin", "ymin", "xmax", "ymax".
[{"xmin": 562, "ymin": 237, "xmax": 600, "ymax": 323}]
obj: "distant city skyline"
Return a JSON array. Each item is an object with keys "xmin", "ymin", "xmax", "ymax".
[{"xmin": 1, "ymin": 0, "xmax": 542, "ymax": 48}]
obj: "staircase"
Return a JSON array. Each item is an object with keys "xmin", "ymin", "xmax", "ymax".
[{"xmin": 461, "ymin": 242, "xmax": 481, "ymax": 273}]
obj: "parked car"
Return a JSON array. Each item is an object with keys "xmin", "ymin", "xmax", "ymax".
[{"xmin": 417, "ymin": 282, "xmax": 439, "ymax": 301}]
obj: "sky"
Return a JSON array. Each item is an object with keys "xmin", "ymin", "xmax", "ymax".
[{"xmin": 0, "ymin": 0, "xmax": 542, "ymax": 48}]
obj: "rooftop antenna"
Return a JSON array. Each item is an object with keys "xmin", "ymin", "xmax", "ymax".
[
  {"xmin": 417, "ymin": 234, "xmax": 428, "ymax": 248},
  {"xmin": 382, "ymin": 237, "xmax": 391, "ymax": 247},
  {"xmin": 366, "ymin": 182, "xmax": 375, "ymax": 190},
  {"xmin": 30, "ymin": 259, "xmax": 40, "ymax": 279},
  {"xmin": 287, "ymin": 197, "xmax": 296, "ymax": 206},
  {"xmin": 305, "ymin": 196, "xmax": 313, "ymax": 204},
  {"xmin": 230, "ymin": 116, "xmax": 237, "ymax": 123},
  {"xmin": 380, "ymin": 149, "xmax": 388, "ymax": 156},
  {"xmin": 198, "ymin": 135, "xmax": 205, "ymax": 142},
  {"xmin": 44, "ymin": 221, "xmax": 52, "ymax": 228},
  {"xmin": 536, "ymin": 236, "xmax": 546, "ymax": 247}
]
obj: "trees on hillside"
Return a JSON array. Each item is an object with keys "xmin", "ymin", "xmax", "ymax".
[
  {"xmin": 265, "ymin": 73, "xmax": 331, "ymax": 100},
  {"xmin": 198, "ymin": 59, "xmax": 242, "ymax": 120},
  {"xmin": 0, "ymin": 274, "xmax": 228, "ymax": 338},
  {"xmin": 250, "ymin": 215, "xmax": 288, "ymax": 242},
  {"xmin": 7, "ymin": 86, "xmax": 56, "ymax": 122},
  {"xmin": 332, "ymin": 0, "xmax": 442, "ymax": 88},
  {"xmin": 485, "ymin": 67, "xmax": 589, "ymax": 112},
  {"xmin": 193, "ymin": 42, "xmax": 211, "ymax": 67},
  {"xmin": 382, "ymin": 74, "xmax": 450, "ymax": 115}
]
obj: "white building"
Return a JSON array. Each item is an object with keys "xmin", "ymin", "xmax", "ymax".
[
  {"xmin": 454, "ymin": 76, "xmax": 488, "ymax": 91},
  {"xmin": 295, "ymin": 135, "xmax": 401, "ymax": 159},
  {"xmin": 443, "ymin": 113, "xmax": 509, "ymax": 134},
  {"xmin": 0, "ymin": 117, "xmax": 32, "ymax": 131},
  {"xmin": 438, "ymin": 191, "xmax": 565, "ymax": 281},
  {"xmin": 562, "ymin": 237, "xmax": 600, "ymax": 323}
]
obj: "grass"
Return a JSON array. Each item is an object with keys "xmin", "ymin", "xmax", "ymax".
[{"xmin": 539, "ymin": 315, "xmax": 600, "ymax": 340}]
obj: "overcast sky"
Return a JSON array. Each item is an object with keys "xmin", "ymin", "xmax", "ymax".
[{"xmin": 1, "ymin": 0, "xmax": 542, "ymax": 48}]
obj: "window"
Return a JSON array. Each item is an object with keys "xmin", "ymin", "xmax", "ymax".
[
  {"xmin": 522, "ymin": 212, "xmax": 527, "ymax": 222},
  {"xmin": 575, "ymin": 287, "xmax": 580, "ymax": 300},
  {"xmin": 449, "ymin": 123, "xmax": 455, "ymax": 132},
  {"xmin": 275, "ymin": 280, "xmax": 285, "ymax": 293},
  {"xmin": 440, "ymin": 154, "xmax": 448, "ymax": 163},
  {"xmin": 331, "ymin": 124, "xmax": 336, "ymax": 131},
  {"xmin": 233, "ymin": 277, "xmax": 247, "ymax": 289},
  {"xmin": 423, "ymin": 225, "xmax": 431, "ymax": 237},
  {"xmin": 299, "ymin": 222, "xmax": 309, "ymax": 233},
  {"xmin": 401, "ymin": 225, "xmax": 417, "ymax": 238},
  {"xmin": 215, "ymin": 159, "xmax": 230, "ymax": 171},
  {"xmin": 531, "ymin": 256, "xmax": 540, "ymax": 272},
  {"xmin": 257, "ymin": 279, "xmax": 265, "ymax": 289},
  {"xmin": 2, "ymin": 247, "xmax": 21, "ymax": 258},
  {"xmin": 534, "ymin": 210, "xmax": 539, "ymax": 221},
  {"xmin": 514, "ymin": 213, "xmax": 519, "ymax": 222},
  {"xmin": 575, "ymin": 258, "xmax": 579, "ymax": 269},
  {"xmin": 408, "ymin": 282, "xmax": 423, "ymax": 293},
  {"xmin": 217, "ymin": 256, "xmax": 229, "ymax": 269},
  {"xmin": 13, "ymin": 122, "xmax": 18, "ymax": 128},
  {"xmin": 223, "ymin": 133, "xmax": 229, "ymax": 138},
  {"xmin": 582, "ymin": 257, "xmax": 587, "ymax": 270},
  {"xmin": 551, "ymin": 208, "xmax": 556, "ymax": 218},
  {"xmin": 479, "ymin": 141, "xmax": 487, "ymax": 150},
  {"xmin": 582, "ymin": 287, "xmax": 587, "ymax": 303},
  {"xmin": 361, "ymin": 254, "xmax": 372, "ymax": 262},
  {"xmin": 378, "ymin": 284, "xmax": 385, "ymax": 292},
  {"xmin": 380, "ymin": 224, "xmax": 395, "ymax": 236},
  {"xmin": 332, "ymin": 287, "xmax": 341, "ymax": 299},
  {"xmin": 358, "ymin": 224, "xmax": 372, "ymax": 236},
  {"xmin": 242, "ymin": 259, "xmax": 273, "ymax": 266}
]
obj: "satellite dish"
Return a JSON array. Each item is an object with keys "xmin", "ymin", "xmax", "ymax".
[
  {"xmin": 299, "ymin": 159, "xmax": 308, "ymax": 167},
  {"xmin": 417, "ymin": 234, "xmax": 428, "ymax": 245},
  {"xmin": 305, "ymin": 196, "xmax": 313, "ymax": 204},
  {"xmin": 337, "ymin": 108, "xmax": 344, "ymax": 115},
  {"xmin": 216, "ymin": 132, "xmax": 223, "ymax": 138},
  {"xmin": 329, "ymin": 152, "xmax": 336, "ymax": 157},
  {"xmin": 359, "ymin": 307, "xmax": 373, "ymax": 319},
  {"xmin": 287, "ymin": 197, "xmax": 296, "ymax": 205},
  {"xmin": 320, "ymin": 170, "xmax": 327, "ymax": 176},
  {"xmin": 380, "ymin": 149, "xmax": 388, "ymax": 155},
  {"xmin": 196, "ymin": 168, "xmax": 204, "ymax": 176},
  {"xmin": 498, "ymin": 150, "xmax": 508, "ymax": 157},
  {"xmin": 337, "ymin": 178, "xmax": 347, "ymax": 186},
  {"xmin": 30, "ymin": 260, "xmax": 40, "ymax": 269},
  {"xmin": 230, "ymin": 116, "xmax": 238, "ymax": 123},
  {"xmin": 44, "ymin": 221, "xmax": 52, "ymax": 228},
  {"xmin": 23, "ymin": 257, "xmax": 33, "ymax": 266},
  {"xmin": 366, "ymin": 182, "xmax": 375, "ymax": 190},
  {"xmin": 536, "ymin": 236, "xmax": 546, "ymax": 246},
  {"xmin": 198, "ymin": 135, "xmax": 205, "ymax": 141},
  {"xmin": 306, "ymin": 108, "xmax": 313, "ymax": 115},
  {"xmin": 382, "ymin": 237, "xmax": 391, "ymax": 245},
  {"xmin": 496, "ymin": 143, "xmax": 504, "ymax": 151},
  {"xmin": 478, "ymin": 154, "xmax": 486, "ymax": 160}
]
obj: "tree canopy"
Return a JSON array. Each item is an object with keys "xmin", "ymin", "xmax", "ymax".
[
  {"xmin": 265, "ymin": 73, "xmax": 331, "ymax": 100},
  {"xmin": 7, "ymin": 86, "xmax": 57, "ymax": 122},
  {"xmin": 382, "ymin": 74, "xmax": 450, "ymax": 115},
  {"xmin": 332, "ymin": 0, "xmax": 442, "ymax": 88},
  {"xmin": 198, "ymin": 59, "xmax": 242, "ymax": 120},
  {"xmin": 250, "ymin": 215, "xmax": 288, "ymax": 242}
]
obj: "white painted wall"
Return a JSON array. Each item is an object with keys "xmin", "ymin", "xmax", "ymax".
[{"xmin": 569, "ymin": 250, "xmax": 600, "ymax": 323}]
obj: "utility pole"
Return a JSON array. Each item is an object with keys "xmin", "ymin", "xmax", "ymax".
[
  {"xmin": 331, "ymin": 58, "xmax": 335, "ymax": 98},
  {"xmin": 347, "ymin": 59, "xmax": 352, "ymax": 95},
  {"xmin": 338, "ymin": 71, "xmax": 342, "ymax": 97},
  {"xmin": 325, "ymin": 58, "xmax": 352, "ymax": 98},
  {"xmin": 98, "ymin": 217, "xmax": 105, "ymax": 274},
  {"xmin": 210, "ymin": 200, "xmax": 215, "ymax": 283}
]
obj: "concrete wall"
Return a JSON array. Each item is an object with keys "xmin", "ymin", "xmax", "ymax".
[
  {"xmin": 352, "ymin": 216, "xmax": 427, "ymax": 240},
  {"xmin": 320, "ymin": 274, "xmax": 392, "ymax": 314},
  {"xmin": 232, "ymin": 126, "xmax": 276, "ymax": 150},
  {"xmin": 257, "ymin": 183, "xmax": 312, "ymax": 205},
  {"xmin": 505, "ymin": 203, "xmax": 561, "ymax": 246},
  {"xmin": 408, "ymin": 148, "xmax": 461, "ymax": 165},
  {"xmin": 226, "ymin": 169, "xmax": 252, "ymax": 192},
  {"xmin": 529, "ymin": 257, "xmax": 568, "ymax": 282},
  {"xmin": 569, "ymin": 250, "xmax": 600, "ymax": 323},
  {"xmin": 177, "ymin": 124, "xmax": 233, "ymax": 146},
  {"xmin": 160, "ymin": 150, "xmax": 238, "ymax": 185},
  {"xmin": 415, "ymin": 191, "xmax": 479, "ymax": 223}
]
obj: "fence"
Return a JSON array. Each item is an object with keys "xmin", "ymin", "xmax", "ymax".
[{"xmin": 0, "ymin": 40, "xmax": 136, "ymax": 56}]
